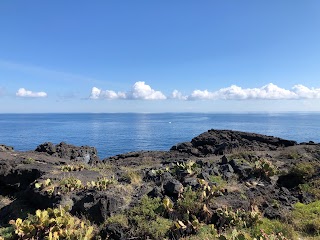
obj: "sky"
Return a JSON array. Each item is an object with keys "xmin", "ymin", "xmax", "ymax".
[{"xmin": 1, "ymin": 1, "xmax": 320, "ymax": 113}]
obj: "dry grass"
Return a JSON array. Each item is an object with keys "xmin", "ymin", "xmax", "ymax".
[
  {"xmin": 0, "ymin": 195, "xmax": 13, "ymax": 209},
  {"xmin": 120, "ymin": 167, "xmax": 143, "ymax": 185}
]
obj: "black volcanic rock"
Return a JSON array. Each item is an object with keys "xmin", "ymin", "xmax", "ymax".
[
  {"xmin": 2, "ymin": 129, "xmax": 320, "ymax": 240},
  {"xmin": 171, "ymin": 129, "xmax": 297, "ymax": 156},
  {"xmin": 35, "ymin": 142, "xmax": 99, "ymax": 164},
  {"xmin": 71, "ymin": 190, "xmax": 126, "ymax": 224}
]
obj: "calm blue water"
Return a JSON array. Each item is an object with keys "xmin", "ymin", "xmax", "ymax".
[{"xmin": 0, "ymin": 113, "xmax": 319, "ymax": 158}]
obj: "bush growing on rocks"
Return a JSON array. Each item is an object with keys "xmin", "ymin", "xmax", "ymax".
[
  {"xmin": 251, "ymin": 218, "xmax": 296, "ymax": 239},
  {"xmin": 291, "ymin": 201, "xmax": 320, "ymax": 236},
  {"xmin": 290, "ymin": 162, "xmax": 317, "ymax": 182},
  {"xmin": 61, "ymin": 164, "xmax": 86, "ymax": 172},
  {"xmin": 127, "ymin": 196, "xmax": 173, "ymax": 239},
  {"xmin": 59, "ymin": 177, "xmax": 83, "ymax": 193},
  {"xmin": 253, "ymin": 159, "xmax": 278, "ymax": 179},
  {"xmin": 9, "ymin": 206, "xmax": 95, "ymax": 239}
]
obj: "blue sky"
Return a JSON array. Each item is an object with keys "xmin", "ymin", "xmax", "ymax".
[{"xmin": 1, "ymin": 1, "xmax": 320, "ymax": 113}]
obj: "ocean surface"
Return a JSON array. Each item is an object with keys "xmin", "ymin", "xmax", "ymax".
[{"xmin": 0, "ymin": 113, "xmax": 319, "ymax": 158}]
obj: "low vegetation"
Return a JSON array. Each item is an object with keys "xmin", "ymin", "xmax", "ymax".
[
  {"xmin": 34, "ymin": 176, "xmax": 116, "ymax": 195},
  {"xmin": 9, "ymin": 206, "xmax": 95, "ymax": 239},
  {"xmin": 60, "ymin": 164, "xmax": 86, "ymax": 172},
  {"xmin": 253, "ymin": 159, "xmax": 278, "ymax": 179},
  {"xmin": 22, "ymin": 157, "xmax": 35, "ymax": 164},
  {"xmin": 291, "ymin": 201, "xmax": 320, "ymax": 237}
]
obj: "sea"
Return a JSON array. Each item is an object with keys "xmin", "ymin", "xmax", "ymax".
[{"xmin": 0, "ymin": 113, "xmax": 319, "ymax": 159}]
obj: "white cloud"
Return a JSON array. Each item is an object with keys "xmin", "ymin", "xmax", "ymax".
[
  {"xmin": 90, "ymin": 81, "xmax": 166, "ymax": 100},
  {"xmin": 129, "ymin": 81, "xmax": 166, "ymax": 100},
  {"xmin": 16, "ymin": 88, "xmax": 47, "ymax": 98},
  {"xmin": 89, "ymin": 87, "xmax": 125, "ymax": 100},
  {"xmin": 171, "ymin": 90, "xmax": 188, "ymax": 100},
  {"xmin": 189, "ymin": 89, "xmax": 215, "ymax": 100},
  {"xmin": 292, "ymin": 84, "xmax": 320, "ymax": 99},
  {"xmin": 188, "ymin": 83, "xmax": 318, "ymax": 100},
  {"xmin": 90, "ymin": 83, "xmax": 320, "ymax": 101}
]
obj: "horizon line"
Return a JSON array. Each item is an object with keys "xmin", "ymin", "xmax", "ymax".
[{"xmin": 1, "ymin": 111, "xmax": 320, "ymax": 114}]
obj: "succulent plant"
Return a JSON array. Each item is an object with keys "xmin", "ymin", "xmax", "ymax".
[
  {"xmin": 175, "ymin": 161, "xmax": 198, "ymax": 175},
  {"xmin": 254, "ymin": 159, "xmax": 278, "ymax": 179},
  {"xmin": 9, "ymin": 206, "xmax": 94, "ymax": 239},
  {"xmin": 163, "ymin": 196, "xmax": 174, "ymax": 212},
  {"xmin": 86, "ymin": 176, "xmax": 115, "ymax": 191},
  {"xmin": 216, "ymin": 206, "xmax": 261, "ymax": 230},
  {"xmin": 59, "ymin": 177, "xmax": 83, "ymax": 192},
  {"xmin": 61, "ymin": 164, "xmax": 86, "ymax": 172},
  {"xmin": 34, "ymin": 178, "xmax": 55, "ymax": 195}
]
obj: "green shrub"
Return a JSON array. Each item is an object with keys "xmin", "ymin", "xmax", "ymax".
[
  {"xmin": 292, "ymin": 201, "xmax": 320, "ymax": 236},
  {"xmin": 0, "ymin": 226, "xmax": 14, "ymax": 240},
  {"xmin": 254, "ymin": 230, "xmax": 289, "ymax": 240},
  {"xmin": 128, "ymin": 196, "xmax": 172, "ymax": 239},
  {"xmin": 129, "ymin": 195, "xmax": 164, "ymax": 219},
  {"xmin": 9, "ymin": 206, "xmax": 95, "ymax": 239},
  {"xmin": 254, "ymin": 159, "xmax": 278, "ymax": 179},
  {"xmin": 208, "ymin": 175, "xmax": 227, "ymax": 188},
  {"xmin": 290, "ymin": 162, "xmax": 317, "ymax": 181},
  {"xmin": 190, "ymin": 224, "xmax": 218, "ymax": 239},
  {"xmin": 299, "ymin": 179, "xmax": 320, "ymax": 200},
  {"xmin": 218, "ymin": 229, "xmax": 253, "ymax": 240},
  {"xmin": 176, "ymin": 187, "xmax": 202, "ymax": 218},
  {"xmin": 105, "ymin": 214, "xmax": 128, "ymax": 228},
  {"xmin": 251, "ymin": 218, "xmax": 296, "ymax": 239}
]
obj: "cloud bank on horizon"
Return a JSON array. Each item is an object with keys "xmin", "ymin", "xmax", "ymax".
[
  {"xmin": 16, "ymin": 88, "xmax": 47, "ymax": 98},
  {"xmin": 90, "ymin": 81, "xmax": 166, "ymax": 100},
  {"xmin": 90, "ymin": 82, "xmax": 320, "ymax": 101}
]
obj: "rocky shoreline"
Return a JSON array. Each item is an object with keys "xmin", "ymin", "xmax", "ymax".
[{"xmin": 1, "ymin": 129, "xmax": 320, "ymax": 239}]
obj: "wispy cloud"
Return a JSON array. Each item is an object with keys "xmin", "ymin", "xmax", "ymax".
[
  {"xmin": 90, "ymin": 81, "xmax": 166, "ymax": 100},
  {"xmin": 16, "ymin": 88, "xmax": 47, "ymax": 98},
  {"xmin": 171, "ymin": 90, "xmax": 188, "ymax": 100},
  {"xmin": 90, "ymin": 82, "xmax": 320, "ymax": 101},
  {"xmin": 0, "ymin": 87, "xmax": 5, "ymax": 97},
  {"xmin": 56, "ymin": 91, "xmax": 79, "ymax": 102},
  {"xmin": 0, "ymin": 59, "xmax": 108, "ymax": 85}
]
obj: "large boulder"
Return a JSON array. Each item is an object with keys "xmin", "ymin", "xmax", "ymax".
[
  {"xmin": 171, "ymin": 129, "xmax": 297, "ymax": 156},
  {"xmin": 35, "ymin": 142, "xmax": 99, "ymax": 164},
  {"xmin": 163, "ymin": 179, "xmax": 184, "ymax": 198},
  {"xmin": 71, "ymin": 190, "xmax": 126, "ymax": 224},
  {"xmin": 0, "ymin": 161, "xmax": 43, "ymax": 191},
  {"xmin": 229, "ymin": 159, "xmax": 253, "ymax": 179}
]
